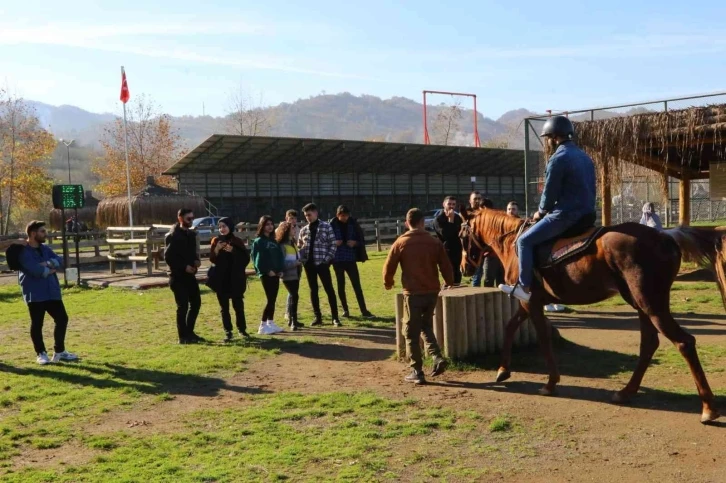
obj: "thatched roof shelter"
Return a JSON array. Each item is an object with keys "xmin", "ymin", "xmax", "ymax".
[
  {"xmin": 571, "ymin": 103, "xmax": 726, "ymax": 225},
  {"xmin": 95, "ymin": 177, "xmax": 206, "ymax": 227},
  {"xmin": 49, "ymin": 191, "xmax": 100, "ymax": 230}
]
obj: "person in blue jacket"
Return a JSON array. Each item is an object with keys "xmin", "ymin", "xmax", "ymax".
[
  {"xmin": 17, "ymin": 221, "xmax": 78, "ymax": 365},
  {"xmin": 499, "ymin": 116, "xmax": 597, "ymax": 303}
]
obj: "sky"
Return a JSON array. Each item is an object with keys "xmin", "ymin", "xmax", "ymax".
[{"xmin": 1, "ymin": 0, "xmax": 726, "ymax": 120}]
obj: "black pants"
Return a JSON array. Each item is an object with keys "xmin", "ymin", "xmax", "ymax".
[
  {"xmin": 261, "ymin": 275, "xmax": 280, "ymax": 321},
  {"xmin": 170, "ymin": 275, "xmax": 201, "ymax": 340},
  {"xmin": 28, "ymin": 300, "xmax": 68, "ymax": 354},
  {"xmin": 333, "ymin": 261, "xmax": 368, "ymax": 314},
  {"xmin": 304, "ymin": 263, "xmax": 339, "ymax": 319},
  {"xmin": 216, "ymin": 293, "xmax": 246, "ymax": 333},
  {"xmin": 446, "ymin": 251, "xmax": 463, "ymax": 285},
  {"xmin": 482, "ymin": 255, "xmax": 504, "ymax": 288},
  {"xmin": 283, "ymin": 280, "xmax": 300, "ymax": 323}
]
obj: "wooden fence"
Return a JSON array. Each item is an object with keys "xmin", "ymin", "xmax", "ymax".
[{"xmin": 0, "ymin": 219, "xmax": 409, "ymax": 272}]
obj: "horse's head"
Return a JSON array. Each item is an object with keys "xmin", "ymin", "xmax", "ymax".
[
  {"xmin": 459, "ymin": 206, "xmax": 486, "ymax": 277},
  {"xmin": 460, "ymin": 207, "xmax": 524, "ymax": 278}
]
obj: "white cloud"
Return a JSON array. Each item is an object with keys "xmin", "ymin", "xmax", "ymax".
[{"xmin": 0, "ymin": 19, "xmax": 372, "ymax": 80}]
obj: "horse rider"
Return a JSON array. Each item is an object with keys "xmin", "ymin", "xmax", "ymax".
[{"xmin": 499, "ymin": 115, "xmax": 597, "ymax": 303}]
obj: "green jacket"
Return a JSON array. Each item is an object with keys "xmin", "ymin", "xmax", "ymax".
[{"xmin": 250, "ymin": 235, "xmax": 284, "ymax": 277}]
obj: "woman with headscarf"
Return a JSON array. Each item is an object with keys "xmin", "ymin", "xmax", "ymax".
[
  {"xmin": 640, "ymin": 202, "xmax": 663, "ymax": 230},
  {"xmin": 208, "ymin": 217, "xmax": 251, "ymax": 341}
]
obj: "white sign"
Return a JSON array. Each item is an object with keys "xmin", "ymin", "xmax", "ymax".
[{"xmin": 470, "ymin": 176, "xmax": 477, "ymax": 183}]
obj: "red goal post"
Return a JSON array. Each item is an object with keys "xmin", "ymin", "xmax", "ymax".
[{"xmin": 423, "ymin": 90, "xmax": 481, "ymax": 147}]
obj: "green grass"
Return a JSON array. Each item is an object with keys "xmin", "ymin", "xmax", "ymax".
[{"xmin": 1, "ymin": 251, "xmax": 725, "ymax": 481}]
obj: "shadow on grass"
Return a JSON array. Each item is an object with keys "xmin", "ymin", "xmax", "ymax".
[
  {"xmin": 0, "ymin": 361, "xmax": 271, "ymax": 397},
  {"xmin": 449, "ymin": 337, "xmax": 640, "ymax": 379},
  {"xmin": 555, "ymin": 311, "xmax": 726, "ymax": 335},
  {"xmin": 440, "ymin": 379, "xmax": 726, "ymax": 423}
]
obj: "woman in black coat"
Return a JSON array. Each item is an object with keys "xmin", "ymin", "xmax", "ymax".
[{"xmin": 208, "ymin": 217, "xmax": 251, "ymax": 341}]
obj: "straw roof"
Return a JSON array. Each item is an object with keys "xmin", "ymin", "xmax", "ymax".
[
  {"xmin": 571, "ymin": 104, "xmax": 726, "ymax": 190},
  {"xmin": 49, "ymin": 191, "xmax": 101, "ymax": 230},
  {"xmin": 95, "ymin": 177, "xmax": 206, "ymax": 227}
]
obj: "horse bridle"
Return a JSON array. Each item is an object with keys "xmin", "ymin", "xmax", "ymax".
[{"xmin": 461, "ymin": 219, "xmax": 488, "ymax": 269}]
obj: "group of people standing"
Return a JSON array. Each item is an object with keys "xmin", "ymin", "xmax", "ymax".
[{"xmin": 164, "ymin": 203, "xmax": 375, "ymax": 344}]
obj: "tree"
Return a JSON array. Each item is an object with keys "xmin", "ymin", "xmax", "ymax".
[
  {"xmin": 0, "ymin": 91, "xmax": 55, "ymax": 234},
  {"xmin": 430, "ymin": 101, "xmax": 463, "ymax": 146},
  {"xmin": 93, "ymin": 95, "xmax": 184, "ymax": 197},
  {"xmin": 225, "ymin": 87, "xmax": 272, "ymax": 136}
]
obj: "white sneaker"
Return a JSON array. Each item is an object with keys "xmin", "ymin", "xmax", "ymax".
[
  {"xmin": 37, "ymin": 352, "xmax": 51, "ymax": 365},
  {"xmin": 51, "ymin": 351, "xmax": 79, "ymax": 363},
  {"xmin": 267, "ymin": 320, "xmax": 284, "ymax": 334},
  {"xmin": 545, "ymin": 304, "xmax": 566, "ymax": 313},
  {"xmin": 498, "ymin": 284, "xmax": 532, "ymax": 303},
  {"xmin": 258, "ymin": 322, "xmax": 272, "ymax": 335}
]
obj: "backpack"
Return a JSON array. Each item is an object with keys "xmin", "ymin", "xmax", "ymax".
[{"xmin": 4, "ymin": 244, "xmax": 25, "ymax": 271}]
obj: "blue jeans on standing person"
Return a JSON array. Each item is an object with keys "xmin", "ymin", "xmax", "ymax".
[
  {"xmin": 517, "ymin": 212, "xmax": 585, "ymax": 288},
  {"xmin": 472, "ymin": 265, "xmax": 483, "ymax": 287}
]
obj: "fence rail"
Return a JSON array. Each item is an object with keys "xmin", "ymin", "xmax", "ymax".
[{"xmin": 1, "ymin": 220, "xmax": 410, "ymax": 273}]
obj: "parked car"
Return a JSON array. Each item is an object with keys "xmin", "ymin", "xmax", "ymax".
[
  {"xmin": 424, "ymin": 210, "xmax": 440, "ymax": 232},
  {"xmin": 192, "ymin": 216, "xmax": 222, "ymax": 235}
]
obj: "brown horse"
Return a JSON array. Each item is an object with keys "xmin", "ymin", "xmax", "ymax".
[{"xmin": 461, "ymin": 208, "xmax": 725, "ymax": 423}]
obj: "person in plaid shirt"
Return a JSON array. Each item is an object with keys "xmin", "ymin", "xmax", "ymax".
[{"xmin": 299, "ymin": 203, "xmax": 341, "ymax": 327}]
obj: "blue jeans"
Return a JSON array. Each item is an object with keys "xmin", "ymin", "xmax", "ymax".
[
  {"xmin": 471, "ymin": 265, "xmax": 483, "ymax": 287},
  {"xmin": 517, "ymin": 214, "xmax": 578, "ymax": 288}
]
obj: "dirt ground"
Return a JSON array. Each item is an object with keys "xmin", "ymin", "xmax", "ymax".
[{"xmin": 41, "ymin": 309, "xmax": 721, "ymax": 483}]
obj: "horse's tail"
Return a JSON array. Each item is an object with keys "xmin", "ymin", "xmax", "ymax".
[{"xmin": 665, "ymin": 226, "xmax": 726, "ymax": 310}]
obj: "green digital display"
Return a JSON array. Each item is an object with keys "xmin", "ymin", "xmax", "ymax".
[{"xmin": 52, "ymin": 185, "xmax": 85, "ymax": 209}]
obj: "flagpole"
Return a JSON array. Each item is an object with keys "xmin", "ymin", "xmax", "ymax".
[{"xmin": 121, "ymin": 66, "xmax": 136, "ymax": 274}]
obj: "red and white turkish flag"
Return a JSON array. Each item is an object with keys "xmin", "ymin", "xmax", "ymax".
[{"xmin": 120, "ymin": 67, "xmax": 130, "ymax": 104}]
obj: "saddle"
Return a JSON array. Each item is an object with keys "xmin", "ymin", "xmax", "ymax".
[{"xmin": 530, "ymin": 213, "xmax": 603, "ymax": 269}]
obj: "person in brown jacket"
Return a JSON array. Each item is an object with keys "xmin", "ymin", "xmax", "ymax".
[{"xmin": 383, "ymin": 208, "xmax": 455, "ymax": 384}]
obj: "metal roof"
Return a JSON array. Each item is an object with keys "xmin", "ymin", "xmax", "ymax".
[{"xmin": 164, "ymin": 135, "xmax": 525, "ymax": 176}]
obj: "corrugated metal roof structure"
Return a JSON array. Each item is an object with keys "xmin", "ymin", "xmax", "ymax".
[{"xmin": 164, "ymin": 135, "xmax": 524, "ymax": 176}]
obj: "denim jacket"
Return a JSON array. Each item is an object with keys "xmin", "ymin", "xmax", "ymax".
[
  {"xmin": 539, "ymin": 141, "xmax": 597, "ymax": 221},
  {"xmin": 18, "ymin": 244, "xmax": 63, "ymax": 304}
]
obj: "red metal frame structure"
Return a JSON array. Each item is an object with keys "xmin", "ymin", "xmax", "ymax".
[{"xmin": 423, "ymin": 90, "xmax": 481, "ymax": 147}]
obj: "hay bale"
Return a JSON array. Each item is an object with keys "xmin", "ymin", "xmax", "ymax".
[
  {"xmin": 569, "ymin": 104, "xmax": 726, "ymax": 199},
  {"xmin": 96, "ymin": 177, "xmax": 206, "ymax": 227},
  {"xmin": 49, "ymin": 191, "xmax": 100, "ymax": 230}
]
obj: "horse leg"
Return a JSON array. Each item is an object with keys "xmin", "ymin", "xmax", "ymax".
[
  {"xmin": 529, "ymin": 306, "xmax": 560, "ymax": 396},
  {"xmin": 649, "ymin": 312, "xmax": 720, "ymax": 423},
  {"xmin": 611, "ymin": 310, "xmax": 659, "ymax": 404},
  {"xmin": 496, "ymin": 305, "xmax": 528, "ymax": 382}
]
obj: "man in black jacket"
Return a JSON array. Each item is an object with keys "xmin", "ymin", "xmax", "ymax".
[
  {"xmin": 165, "ymin": 208, "xmax": 203, "ymax": 344},
  {"xmin": 330, "ymin": 205, "xmax": 374, "ymax": 319},
  {"xmin": 433, "ymin": 196, "xmax": 463, "ymax": 284}
]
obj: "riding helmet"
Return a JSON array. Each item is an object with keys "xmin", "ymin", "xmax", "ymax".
[{"xmin": 540, "ymin": 115, "xmax": 574, "ymax": 139}]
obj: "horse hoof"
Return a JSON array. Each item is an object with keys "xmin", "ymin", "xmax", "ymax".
[
  {"xmin": 701, "ymin": 409, "xmax": 721, "ymax": 424},
  {"xmin": 611, "ymin": 391, "xmax": 632, "ymax": 404},
  {"xmin": 496, "ymin": 369, "xmax": 511, "ymax": 383},
  {"xmin": 538, "ymin": 386, "xmax": 556, "ymax": 397}
]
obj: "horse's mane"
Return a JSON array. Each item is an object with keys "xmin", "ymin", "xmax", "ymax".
[{"xmin": 473, "ymin": 208, "xmax": 525, "ymax": 248}]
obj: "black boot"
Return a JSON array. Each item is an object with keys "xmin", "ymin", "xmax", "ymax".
[{"xmin": 404, "ymin": 369, "xmax": 425, "ymax": 385}]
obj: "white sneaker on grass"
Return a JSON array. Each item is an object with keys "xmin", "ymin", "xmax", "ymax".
[
  {"xmin": 267, "ymin": 320, "xmax": 284, "ymax": 334},
  {"xmin": 258, "ymin": 322, "xmax": 272, "ymax": 335},
  {"xmin": 37, "ymin": 352, "xmax": 51, "ymax": 365},
  {"xmin": 51, "ymin": 351, "xmax": 79, "ymax": 363}
]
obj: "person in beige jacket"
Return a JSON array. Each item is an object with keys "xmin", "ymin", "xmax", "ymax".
[{"xmin": 383, "ymin": 208, "xmax": 454, "ymax": 384}]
